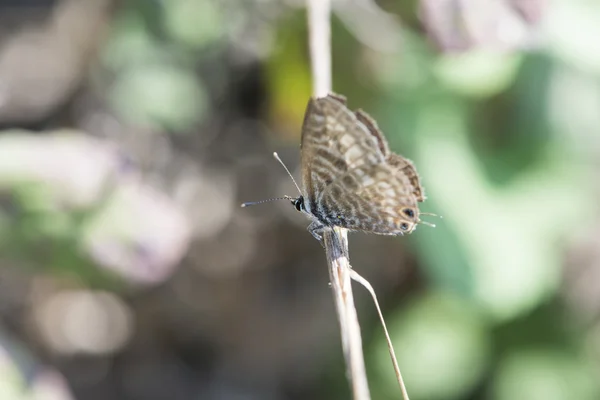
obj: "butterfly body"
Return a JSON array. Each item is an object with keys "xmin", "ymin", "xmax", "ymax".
[{"xmin": 295, "ymin": 93, "xmax": 425, "ymax": 241}]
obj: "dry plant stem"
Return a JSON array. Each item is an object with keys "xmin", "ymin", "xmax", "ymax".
[
  {"xmin": 324, "ymin": 228, "xmax": 371, "ymax": 400},
  {"xmin": 307, "ymin": 0, "xmax": 370, "ymax": 399},
  {"xmin": 307, "ymin": 0, "xmax": 331, "ymax": 98},
  {"xmin": 349, "ymin": 269, "xmax": 410, "ymax": 400}
]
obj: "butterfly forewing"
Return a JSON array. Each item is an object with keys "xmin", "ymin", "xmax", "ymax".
[
  {"xmin": 300, "ymin": 95, "xmax": 386, "ymax": 202},
  {"xmin": 355, "ymin": 109, "xmax": 390, "ymax": 156}
]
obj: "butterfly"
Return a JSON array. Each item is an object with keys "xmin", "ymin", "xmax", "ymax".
[{"xmin": 243, "ymin": 93, "xmax": 428, "ymax": 242}]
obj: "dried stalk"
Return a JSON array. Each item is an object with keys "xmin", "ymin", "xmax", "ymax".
[
  {"xmin": 323, "ymin": 228, "xmax": 371, "ymax": 400},
  {"xmin": 306, "ymin": 1, "xmax": 370, "ymax": 399},
  {"xmin": 307, "ymin": 0, "xmax": 331, "ymax": 98},
  {"xmin": 306, "ymin": 1, "xmax": 411, "ymax": 399},
  {"xmin": 349, "ymin": 269, "xmax": 410, "ymax": 400}
]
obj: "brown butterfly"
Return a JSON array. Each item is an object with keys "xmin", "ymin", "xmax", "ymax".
[{"xmin": 243, "ymin": 93, "xmax": 428, "ymax": 241}]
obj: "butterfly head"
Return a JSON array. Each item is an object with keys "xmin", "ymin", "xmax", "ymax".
[{"xmin": 292, "ymin": 196, "xmax": 306, "ymax": 213}]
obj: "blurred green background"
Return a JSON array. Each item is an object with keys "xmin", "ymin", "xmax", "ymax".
[{"xmin": 0, "ymin": 0, "xmax": 599, "ymax": 399}]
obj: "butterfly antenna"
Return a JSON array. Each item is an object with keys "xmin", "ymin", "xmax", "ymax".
[
  {"xmin": 241, "ymin": 196, "xmax": 293, "ymax": 208},
  {"xmin": 418, "ymin": 220, "xmax": 436, "ymax": 228},
  {"xmin": 420, "ymin": 212, "xmax": 442, "ymax": 219},
  {"xmin": 273, "ymin": 152, "xmax": 302, "ymax": 195}
]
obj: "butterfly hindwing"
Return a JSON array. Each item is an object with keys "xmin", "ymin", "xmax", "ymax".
[
  {"xmin": 318, "ymin": 162, "xmax": 419, "ymax": 234},
  {"xmin": 387, "ymin": 154, "xmax": 425, "ymax": 202}
]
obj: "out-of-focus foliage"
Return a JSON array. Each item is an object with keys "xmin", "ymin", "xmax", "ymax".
[
  {"xmin": 374, "ymin": 293, "xmax": 491, "ymax": 400},
  {"xmin": 0, "ymin": 131, "xmax": 190, "ymax": 286},
  {"xmin": 0, "ymin": 0, "xmax": 599, "ymax": 400},
  {"xmin": 101, "ymin": 0, "xmax": 218, "ymax": 131},
  {"xmin": 420, "ymin": 0, "xmax": 546, "ymax": 52},
  {"xmin": 0, "ymin": 329, "xmax": 74, "ymax": 400}
]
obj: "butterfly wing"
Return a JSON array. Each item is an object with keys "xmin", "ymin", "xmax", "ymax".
[
  {"xmin": 387, "ymin": 154, "xmax": 426, "ymax": 202},
  {"xmin": 300, "ymin": 92, "xmax": 424, "ymax": 235},
  {"xmin": 300, "ymin": 94, "xmax": 386, "ymax": 206},
  {"xmin": 354, "ymin": 109, "xmax": 390, "ymax": 156},
  {"xmin": 317, "ymin": 161, "xmax": 421, "ymax": 235}
]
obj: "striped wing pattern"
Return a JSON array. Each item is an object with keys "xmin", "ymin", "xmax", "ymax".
[{"xmin": 299, "ymin": 93, "xmax": 425, "ymax": 235}]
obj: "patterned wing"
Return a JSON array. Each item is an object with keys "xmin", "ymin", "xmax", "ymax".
[
  {"xmin": 355, "ymin": 109, "xmax": 390, "ymax": 156},
  {"xmin": 316, "ymin": 161, "xmax": 421, "ymax": 235},
  {"xmin": 387, "ymin": 154, "xmax": 425, "ymax": 202},
  {"xmin": 300, "ymin": 94, "xmax": 386, "ymax": 204},
  {"xmin": 353, "ymin": 107, "xmax": 425, "ymax": 202}
]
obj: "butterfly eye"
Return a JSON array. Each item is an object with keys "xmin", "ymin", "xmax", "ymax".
[
  {"xmin": 400, "ymin": 223, "xmax": 409, "ymax": 231},
  {"xmin": 402, "ymin": 208, "xmax": 415, "ymax": 218}
]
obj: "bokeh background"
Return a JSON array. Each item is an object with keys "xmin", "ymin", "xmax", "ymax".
[{"xmin": 0, "ymin": 0, "xmax": 599, "ymax": 399}]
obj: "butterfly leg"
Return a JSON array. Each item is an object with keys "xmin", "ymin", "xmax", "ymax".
[{"xmin": 307, "ymin": 221, "xmax": 325, "ymax": 244}]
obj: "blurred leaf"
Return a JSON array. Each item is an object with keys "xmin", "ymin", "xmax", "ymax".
[
  {"xmin": 470, "ymin": 53, "xmax": 554, "ymax": 184},
  {"xmin": 491, "ymin": 349, "xmax": 600, "ymax": 400},
  {"xmin": 109, "ymin": 64, "xmax": 208, "ymax": 131},
  {"xmin": 0, "ymin": 131, "xmax": 191, "ymax": 287},
  {"xmin": 0, "ymin": 132, "xmax": 119, "ymax": 207},
  {"xmin": 546, "ymin": 64, "xmax": 600, "ymax": 157},
  {"xmin": 377, "ymin": 45, "xmax": 595, "ymax": 320},
  {"xmin": 373, "ymin": 29, "xmax": 437, "ymax": 93},
  {"xmin": 414, "ymin": 202, "xmax": 475, "ymax": 295},
  {"xmin": 101, "ymin": 10, "xmax": 163, "ymax": 70},
  {"xmin": 545, "ymin": 0, "xmax": 600, "ymax": 75},
  {"xmin": 333, "ymin": 0, "xmax": 402, "ymax": 53},
  {"xmin": 81, "ymin": 182, "xmax": 191, "ymax": 285},
  {"xmin": 415, "ymin": 103, "xmax": 595, "ymax": 319},
  {"xmin": 435, "ymin": 50, "xmax": 522, "ymax": 97},
  {"xmin": 373, "ymin": 292, "xmax": 490, "ymax": 400},
  {"xmin": 163, "ymin": 0, "xmax": 225, "ymax": 48}
]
